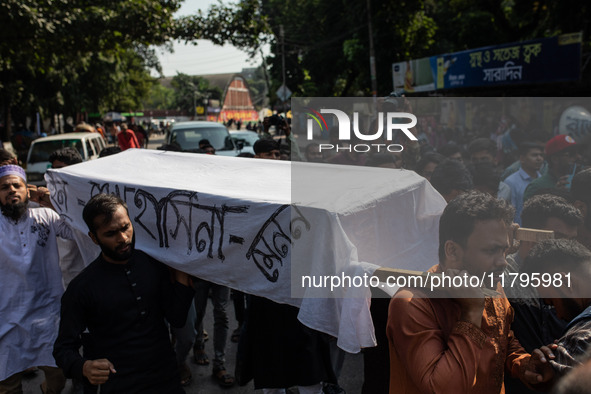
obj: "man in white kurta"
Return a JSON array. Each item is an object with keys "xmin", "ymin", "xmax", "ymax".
[{"xmin": 0, "ymin": 165, "xmax": 72, "ymax": 393}]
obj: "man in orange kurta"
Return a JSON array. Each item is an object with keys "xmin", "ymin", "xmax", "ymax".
[{"xmin": 387, "ymin": 192, "xmax": 555, "ymax": 394}]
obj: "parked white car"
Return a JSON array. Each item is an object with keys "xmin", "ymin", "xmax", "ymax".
[
  {"xmin": 26, "ymin": 132, "xmax": 106, "ymax": 185},
  {"xmin": 161, "ymin": 121, "xmax": 240, "ymax": 156}
]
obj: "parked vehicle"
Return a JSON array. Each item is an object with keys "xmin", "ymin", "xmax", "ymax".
[
  {"xmin": 25, "ymin": 132, "xmax": 106, "ymax": 185},
  {"xmin": 230, "ymin": 130, "xmax": 260, "ymax": 155},
  {"xmin": 160, "ymin": 121, "xmax": 239, "ymax": 156}
]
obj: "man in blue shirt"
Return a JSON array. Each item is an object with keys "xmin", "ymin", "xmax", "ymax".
[{"xmin": 504, "ymin": 142, "xmax": 544, "ymax": 223}]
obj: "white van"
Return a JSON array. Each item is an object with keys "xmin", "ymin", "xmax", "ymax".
[{"xmin": 25, "ymin": 132, "xmax": 106, "ymax": 185}]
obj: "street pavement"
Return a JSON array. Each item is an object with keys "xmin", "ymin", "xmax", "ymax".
[
  {"xmin": 22, "ymin": 133, "xmax": 365, "ymax": 393},
  {"xmin": 23, "ymin": 323, "xmax": 363, "ymax": 394}
]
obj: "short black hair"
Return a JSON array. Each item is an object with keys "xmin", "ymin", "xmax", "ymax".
[
  {"xmin": 416, "ymin": 152, "xmax": 445, "ymax": 174},
  {"xmin": 438, "ymin": 191, "xmax": 514, "ymax": 263},
  {"xmin": 518, "ymin": 141, "xmax": 544, "ymax": 156},
  {"xmin": 99, "ymin": 146, "xmax": 122, "ymax": 158},
  {"xmin": 430, "ymin": 159, "xmax": 473, "ymax": 197},
  {"xmin": 467, "ymin": 138, "xmax": 496, "ymax": 156},
  {"xmin": 253, "ymin": 139, "xmax": 280, "ymax": 154},
  {"xmin": 529, "ymin": 187, "xmax": 573, "ymax": 202},
  {"xmin": 156, "ymin": 144, "xmax": 181, "ymax": 152},
  {"xmin": 571, "ymin": 168, "xmax": 591, "ymax": 205},
  {"xmin": 521, "ymin": 194, "xmax": 583, "ymax": 229},
  {"xmin": 49, "ymin": 147, "xmax": 83, "ymax": 165},
  {"xmin": 83, "ymin": 193, "xmax": 129, "ymax": 235},
  {"xmin": 522, "ymin": 239, "xmax": 591, "ymax": 277},
  {"xmin": 437, "ymin": 143, "xmax": 462, "ymax": 159},
  {"xmin": 470, "ymin": 162, "xmax": 501, "ymax": 194},
  {"xmin": 0, "ymin": 148, "xmax": 16, "ymax": 164},
  {"xmin": 366, "ymin": 153, "xmax": 399, "ymax": 168},
  {"xmin": 279, "ymin": 143, "xmax": 292, "ymax": 160}
]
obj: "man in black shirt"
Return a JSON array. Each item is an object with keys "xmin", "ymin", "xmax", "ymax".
[{"xmin": 53, "ymin": 193, "xmax": 194, "ymax": 393}]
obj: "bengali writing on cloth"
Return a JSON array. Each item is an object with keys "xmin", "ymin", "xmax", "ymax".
[{"xmin": 46, "ymin": 149, "xmax": 444, "ymax": 352}]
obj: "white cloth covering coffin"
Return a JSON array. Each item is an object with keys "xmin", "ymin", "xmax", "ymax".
[{"xmin": 45, "ymin": 149, "xmax": 445, "ymax": 353}]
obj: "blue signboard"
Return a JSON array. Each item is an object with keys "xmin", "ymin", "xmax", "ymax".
[{"xmin": 393, "ymin": 33, "xmax": 582, "ymax": 92}]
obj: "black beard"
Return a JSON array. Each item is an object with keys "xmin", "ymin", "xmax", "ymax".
[
  {"xmin": 98, "ymin": 233, "xmax": 135, "ymax": 262},
  {"xmin": 1, "ymin": 198, "xmax": 28, "ymax": 222}
]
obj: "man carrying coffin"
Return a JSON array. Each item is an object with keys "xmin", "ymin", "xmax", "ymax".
[
  {"xmin": 387, "ymin": 191, "xmax": 556, "ymax": 394},
  {"xmin": 521, "ymin": 239, "xmax": 591, "ymax": 377},
  {"xmin": 53, "ymin": 194, "xmax": 194, "ymax": 393},
  {"xmin": 238, "ymin": 139, "xmax": 337, "ymax": 393},
  {"xmin": 0, "ymin": 164, "xmax": 72, "ymax": 393}
]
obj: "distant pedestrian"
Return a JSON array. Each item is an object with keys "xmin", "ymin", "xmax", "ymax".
[
  {"xmin": 131, "ymin": 124, "xmax": 149, "ymax": 148},
  {"xmin": 117, "ymin": 123, "xmax": 140, "ymax": 151}
]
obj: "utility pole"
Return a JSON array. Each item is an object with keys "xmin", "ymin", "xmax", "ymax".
[
  {"xmin": 260, "ymin": 48, "xmax": 271, "ymax": 108},
  {"xmin": 193, "ymin": 91, "xmax": 196, "ymax": 119},
  {"xmin": 367, "ymin": 0, "xmax": 377, "ymax": 98},
  {"xmin": 280, "ymin": 24, "xmax": 286, "ymax": 113}
]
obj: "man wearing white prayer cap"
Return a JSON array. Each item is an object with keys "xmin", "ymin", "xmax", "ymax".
[{"xmin": 0, "ymin": 164, "xmax": 73, "ymax": 393}]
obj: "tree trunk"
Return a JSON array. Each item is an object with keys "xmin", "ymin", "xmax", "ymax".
[{"xmin": 2, "ymin": 101, "xmax": 12, "ymax": 143}]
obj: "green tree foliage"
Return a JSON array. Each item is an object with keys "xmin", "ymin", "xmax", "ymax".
[
  {"xmin": 184, "ymin": 0, "xmax": 438, "ymax": 99},
  {"xmin": 0, "ymin": 0, "xmax": 182, "ymax": 140},
  {"xmin": 170, "ymin": 73, "xmax": 222, "ymax": 114},
  {"xmin": 174, "ymin": 0, "xmax": 271, "ymax": 56},
  {"xmin": 144, "ymin": 83, "xmax": 175, "ymax": 110},
  {"xmin": 2, "ymin": 0, "xmax": 589, "ymax": 141},
  {"xmin": 186, "ymin": 0, "xmax": 438, "ymax": 98},
  {"xmin": 245, "ymin": 66, "xmax": 269, "ymax": 108},
  {"xmin": 195, "ymin": 0, "xmax": 589, "ymax": 100}
]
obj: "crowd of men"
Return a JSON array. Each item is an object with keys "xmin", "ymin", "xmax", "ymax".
[
  {"xmin": 302, "ymin": 121, "xmax": 591, "ymax": 394},
  {"xmin": 1, "ymin": 114, "xmax": 591, "ymax": 394}
]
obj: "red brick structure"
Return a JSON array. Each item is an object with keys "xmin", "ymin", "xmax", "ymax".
[{"xmin": 218, "ymin": 75, "xmax": 258, "ymax": 122}]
